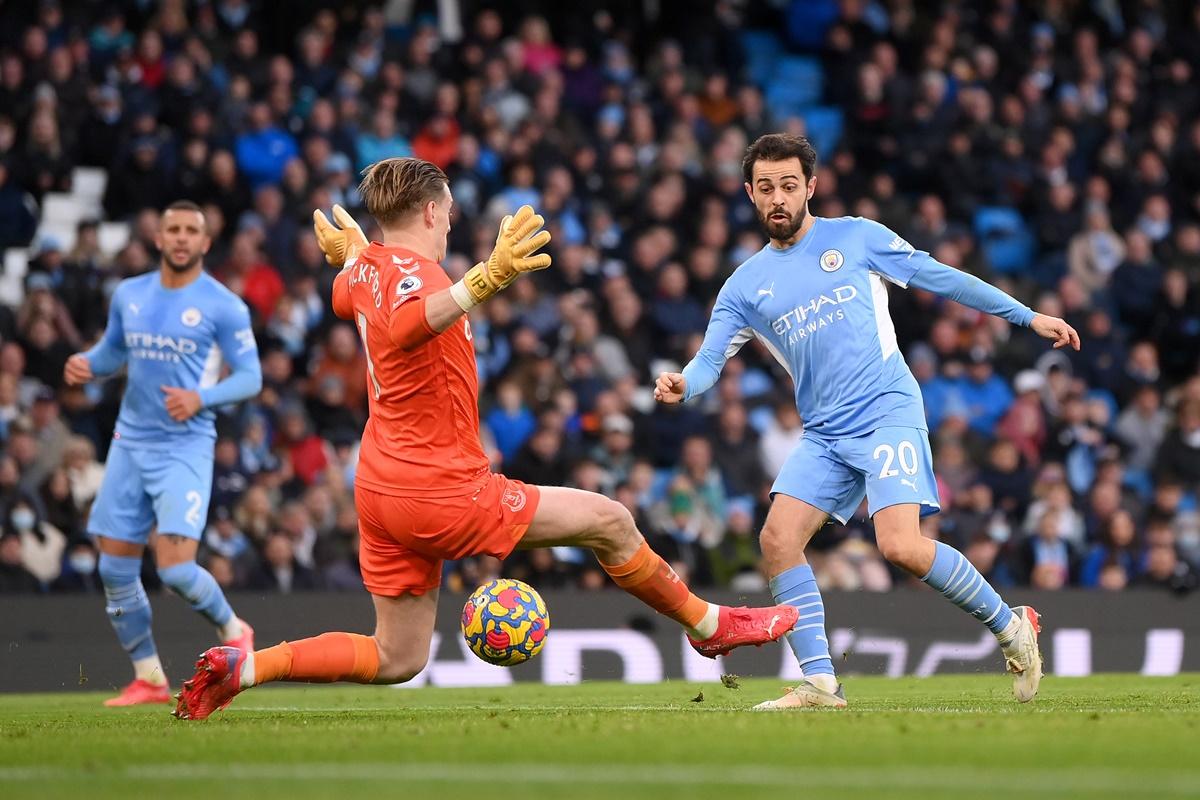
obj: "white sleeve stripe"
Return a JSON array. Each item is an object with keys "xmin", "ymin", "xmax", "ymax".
[
  {"xmin": 752, "ymin": 330, "xmax": 795, "ymax": 381},
  {"xmin": 870, "ymin": 268, "xmax": 908, "ymax": 289},
  {"xmin": 725, "ymin": 327, "xmax": 754, "ymax": 359}
]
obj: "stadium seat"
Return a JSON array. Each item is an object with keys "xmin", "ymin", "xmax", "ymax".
[
  {"xmin": 800, "ymin": 106, "xmax": 844, "ymax": 154},
  {"xmin": 764, "ymin": 57, "xmax": 824, "ymax": 119},
  {"xmin": 98, "ymin": 221, "xmax": 131, "ymax": 255},
  {"xmin": 740, "ymin": 30, "xmax": 783, "ymax": 86},
  {"xmin": 973, "ymin": 207, "xmax": 1035, "ymax": 275},
  {"xmin": 71, "ymin": 166, "xmax": 108, "ymax": 208},
  {"xmin": 0, "ymin": 273, "xmax": 24, "ymax": 306},
  {"xmin": 3, "ymin": 248, "xmax": 28, "ymax": 279},
  {"xmin": 40, "ymin": 192, "xmax": 87, "ymax": 227},
  {"xmin": 34, "ymin": 222, "xmax": 77, "ymax": 253}
]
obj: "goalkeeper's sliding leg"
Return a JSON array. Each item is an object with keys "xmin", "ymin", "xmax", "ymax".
[{"xmin": 174, "ymin": 484, "xmax": 799, "ymax": 720}]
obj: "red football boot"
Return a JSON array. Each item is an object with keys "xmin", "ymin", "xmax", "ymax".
[
  {"xmin": 687, "ymin": 604, "xmax": 800, "ymax": 658},
  {"xmin": 172, "ymin": 646, "xmax": 248, "ymax": 721},
  {"xmin": 104, "ymin": 679, "xmax": 172, "ymax": 707}
]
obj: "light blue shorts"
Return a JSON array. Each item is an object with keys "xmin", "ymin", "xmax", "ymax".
[
  {"xmin": 87, "ymin": 440, "xmax": 214, "ymax": 543},
  {"xmin": 771, "ymin": 426, "xmax": 941, "ymax": 523}
]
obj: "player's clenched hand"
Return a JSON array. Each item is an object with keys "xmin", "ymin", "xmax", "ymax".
[
  {"xmin": 654, "ymin": 372, "xmax": 687, "ymax": 404},
  {"xmin": 64, "ymin": 354, "xmax": 94, "ymax": 386},
  {"xmin": 161, "ymin": 385, "xmax": 202, "ymax": 422},
  {"xmin": 462, "ymin": 205, "xmax": 552, "ymax": 304},
  {"xmin": 313, "ymin": 204, "xmax": 368, "ymax": 267},
  {"xmin": 1030, "ymin": 314, "xmax": 1081, "ymax": 351}
]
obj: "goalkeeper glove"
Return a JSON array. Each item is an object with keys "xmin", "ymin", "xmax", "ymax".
[
  {"xmin": 312, "ymin": 204, "xmax": 368, "ymax": 267},
  {"xmin": 451, "ymin": 205, "xmax": 551, "ymax": 311}
]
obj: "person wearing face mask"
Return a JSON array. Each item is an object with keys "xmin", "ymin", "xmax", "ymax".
[
  {"xmin": 3, "ymin": 498, "xmax": 66, "ymax": 588},
  {"xmin": 53, "ymin": 540, "xmax": 102, "ymax": 592}
]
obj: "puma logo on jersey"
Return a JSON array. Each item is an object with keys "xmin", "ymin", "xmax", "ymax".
[
  {"xmin": 128, "ymin": 303, "xmax": 140, "ymax": 315},
  {"xmin": 758, "ymin": 283, "xmax": 775, "ymax": 298},
  {"xmin": 900, "ymin": 478, "xmax": 919, "ymax": 493}
]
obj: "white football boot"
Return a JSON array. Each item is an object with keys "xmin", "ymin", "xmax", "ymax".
[
  {"xmin": 1001, "ymin": 606, "xmax": 1043, "ymax": 703},
  {"xmin": 753, "ymin": 676, "xmax": 848, "ymax": 710}
]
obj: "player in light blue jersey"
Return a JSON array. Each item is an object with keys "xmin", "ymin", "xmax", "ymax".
[
  {"xmin": 64, "ymin": 201, "xmax": 263, "ymax": 707},
  {"xmin": 656, "ymin": 134, "xmax": 1080, "ymax": 708}
]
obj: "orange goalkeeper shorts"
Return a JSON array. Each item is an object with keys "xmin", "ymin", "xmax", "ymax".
[{"xmin": 355, "ymin": 474, "xmax": 540, "ymax": 597}]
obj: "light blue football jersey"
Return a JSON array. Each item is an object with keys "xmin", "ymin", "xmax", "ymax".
[
  {"xmin": 684, "ymin": 216, "xmax": 950, "ymax": 439},
  {"xmin": 85, "ymin": 271, "xmax": 261, "ymax": 447}
]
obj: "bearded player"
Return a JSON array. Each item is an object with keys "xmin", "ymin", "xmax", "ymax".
[
  {"xmin": 64, "ymin": 201, "xmax": 261, "ymax": 706},
  {"xmin": 656, "ymin": 133, "xmax": 1080, "ymax": 708},
  {"xmin": 174, "ymin": 157, "xmax": 798, "ymax": 719}
]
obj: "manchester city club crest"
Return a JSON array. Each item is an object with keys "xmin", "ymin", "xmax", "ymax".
[{"xmin": 819, "ymin": 249, "xmax": 844, "ymax": 272}]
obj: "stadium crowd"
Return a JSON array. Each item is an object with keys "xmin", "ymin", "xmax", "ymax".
[{"xmin": 0, "ymin": 0, "xmax": 1198, "ymax": 597}]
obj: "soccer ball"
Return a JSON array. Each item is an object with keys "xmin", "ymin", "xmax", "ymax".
[{"xmin": 461, "ymin": 578, "xmax": 550, "ymax": 666}]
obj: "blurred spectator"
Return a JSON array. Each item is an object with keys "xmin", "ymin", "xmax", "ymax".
[
  {"xmin": 1015, "ymin": 509, "xmax": 1081, "ymax": 588},
  {"xmin": 0, "ymin": 533, "xmax": 40, "ymax": 592},
  {"xmin": 1156, "ymin": 401, "xmax": 1200, "ymax": 492},
  {"xmin": 0, "ymin": 2, "xmax": 1194, "ymax": 595},
  {"xmin": 1080, "ymin": 510, "xmax": 1144, "ymax": 588},
  {"xmin": 249, "ymin": 532, "xmax": 318, "ymax": 592},
  {"xmin": 3, "ymin": 495, "xmax": 65, "ymax": 587},
  {"xmin": 486, "ymin": 380, "xmax": 537, "ymax": 463}
]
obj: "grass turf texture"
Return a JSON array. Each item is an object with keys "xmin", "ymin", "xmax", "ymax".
[{"xmin": 2, "ymin": 675, "xmax": 1197, "ymax": 800}]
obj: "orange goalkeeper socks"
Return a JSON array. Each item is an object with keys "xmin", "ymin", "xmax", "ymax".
[
  {"xmin": 251, "ymin": 632, "xmax": 380, "ymax": 686},
  {"xmin": 600, "ymin": 541, "xmax": 715, "ymax": 636}
]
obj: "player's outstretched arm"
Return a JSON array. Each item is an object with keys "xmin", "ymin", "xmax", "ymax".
[
  {"xmin": 390, "ymin": 206, "xmax": 553, "ymax": 351},
  {"xmin": 659, "ymin": 283, "xmax": 751, "ymax": 405}
]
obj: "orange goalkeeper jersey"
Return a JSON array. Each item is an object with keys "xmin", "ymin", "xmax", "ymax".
[{"xmin": 331, "ymin": 243, "xmax": 489, "ymax": 497}]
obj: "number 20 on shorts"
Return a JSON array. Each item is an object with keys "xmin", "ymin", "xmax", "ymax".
[{"xmin": 874, "ymin": 440, "xmax": 919, "ymax": 479}]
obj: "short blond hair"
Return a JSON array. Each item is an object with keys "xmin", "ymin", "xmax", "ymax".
[{"xmin": 358, "ymin": 157, "xmax": 448, "ymax": 226}]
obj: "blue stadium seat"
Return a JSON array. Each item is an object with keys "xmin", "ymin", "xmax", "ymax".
[
  {"xmin": 763, "ymin": 56, "xmax": 823, "ymax": 117},
  {"xmin": 740, "ymin": 30, "xmax": 783, "ymax": 86},
  {"xmin": 800, "ymin": 106, "xmax": 843, "ymax": 154},
  {"xmin": 973, "ymin": 207, "xmax": 1035, "ymax": 275}
]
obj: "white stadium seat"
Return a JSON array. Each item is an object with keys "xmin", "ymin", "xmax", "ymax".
[
  {"xmin": 4, "ymin": 248, "xmax": 28, "ymax": 279},
  {"xmin": 41, "ymin": 192, "xmax": 88, "ymax": 227},
  {"xmin": 98, "ymin": 221, "xmax": 131, "ymax": 255},
  {"xmin": 0, "ymin": 273, "xmax": 24, "ymax": 306},
  {"xmin": 72, "ymin": 167, "xmax": 108, "ymax": 206},
  {"xmin": 34, "ymin": 222, "xmax": 77, "ymax": 253}
]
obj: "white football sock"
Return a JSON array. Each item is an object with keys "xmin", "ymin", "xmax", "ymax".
[
  {"xmin": 996, "ymin": 613, "xmax": 1022, "ymax": 648},
  {"xmin": 218, "ymin": 617, "xmax": 244, "ymax": 642},
  {"xmin": 687, "ymin": 603, "xmax": 720, "ymax": 640},
  {"xmin": 133, "ymin": 655, "xmax": 167, "ymax": 686},
  {"xmin": 239, "ymin": 651, "xmax": 256, "ymax": 689},
  {"xmin": 806, "ymin": 673, "xmax": 840, "ymax": 693}
]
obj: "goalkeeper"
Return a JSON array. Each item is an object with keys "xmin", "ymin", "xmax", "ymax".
[{"xmin": 174, "ymin": 157, "xmax": 798, "ymax": 719}]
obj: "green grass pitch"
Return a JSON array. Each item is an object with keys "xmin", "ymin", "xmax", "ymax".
[{"xmin": 2, "ymin": 675, "xmax": 1197, "ymax": 800}]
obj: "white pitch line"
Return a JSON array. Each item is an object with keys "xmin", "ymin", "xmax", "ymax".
[{"xmin": 1, "ymin": 764, "xmax": 1198, "ymax": 794}]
